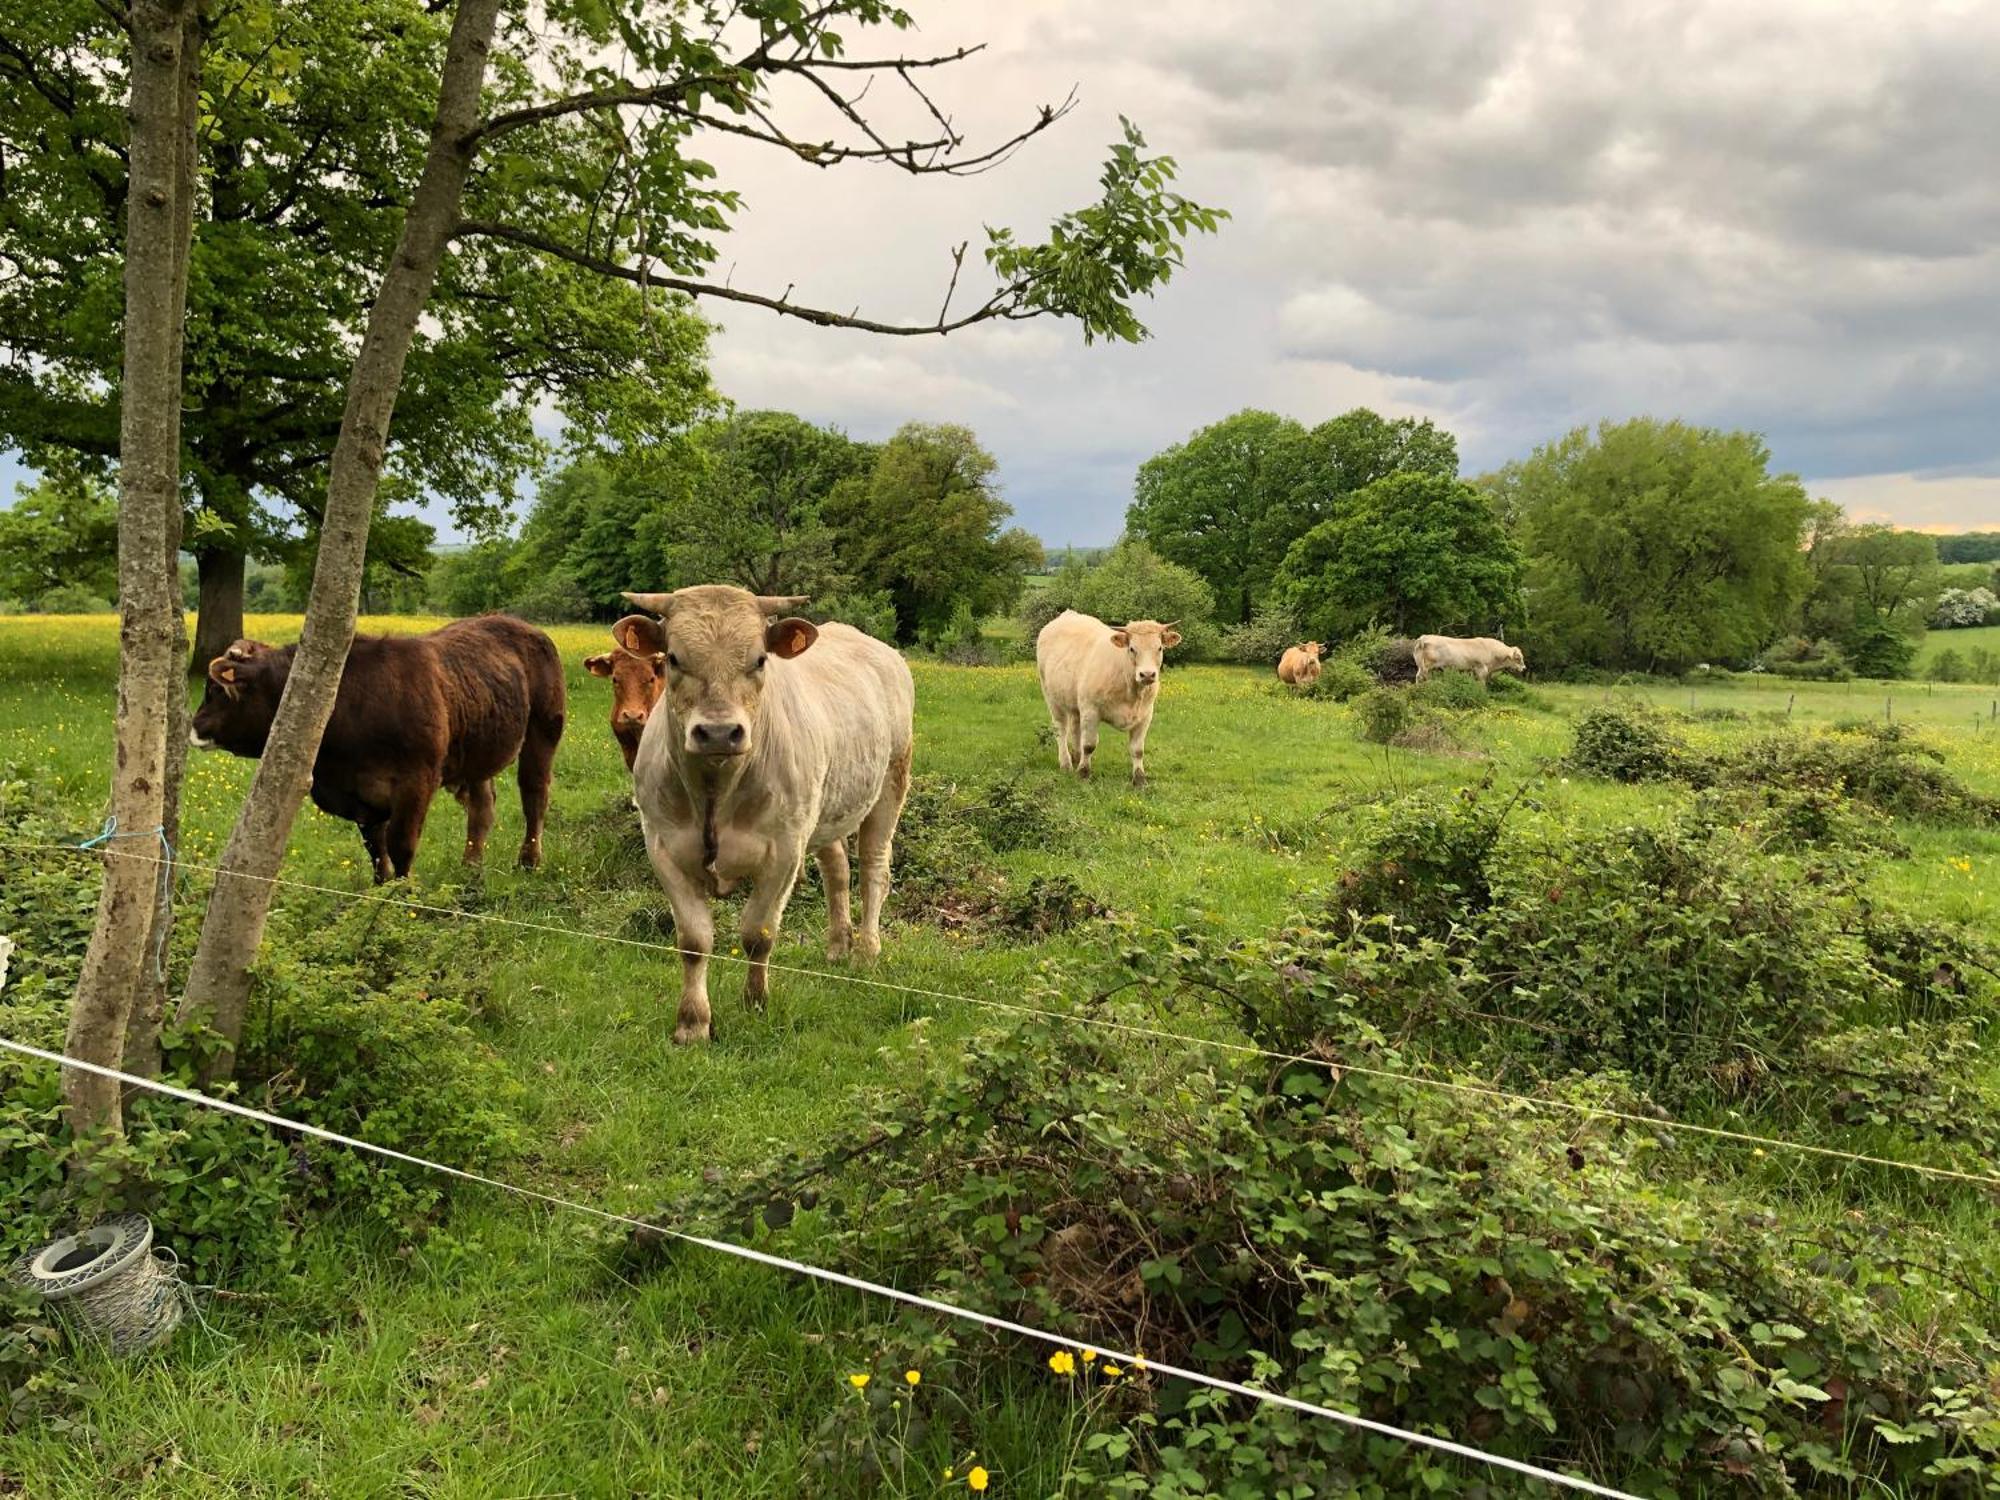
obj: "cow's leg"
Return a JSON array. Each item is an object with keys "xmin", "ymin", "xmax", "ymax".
[
  {"xmin": 457, "ymin": 779, "xmax": 497, "ymax": 864},
  {"xmin": 1075, "ymin": 706, "xmax": 1101, "ymax": 781},
  {"xmin": 359, "ymin": 819, "xmax": 392, "ymax": 884},
  {"xmin": 855, "ymin": 744, "xmax": 912, "ymax": 960},
  {"xmin": 817, "ymin": 840, "xmax": 853, "ymax": 961},
  {"xmin": 515, "ymin": 713, "xmax": 561, "ymax": 869},
  {"xmin": 1047, "ymin": 699, "xmax": 1074, "ymax": 771},
  {"xmin": 384, "ymin": 779, "xmax": 438, "ymax": 880},
  {"xmin": 1128, "ymin": 710, "xmax": 1153, "ymax": 789},
  {"xmin": 738, "ymin": 853, "xmax": 806, "ymax": 1015},
  {"xmin": 647, "ymin": 841, "xmax": 717, "ymax": 1045}
]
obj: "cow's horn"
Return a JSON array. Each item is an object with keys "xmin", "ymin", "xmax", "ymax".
[
  {"xmin": 754, "ymin": 594, "xmax": 810, "ymax": 615},
  {"xmin": 621, "ymin": 591, "xmax": 675, "ymax": 614}
]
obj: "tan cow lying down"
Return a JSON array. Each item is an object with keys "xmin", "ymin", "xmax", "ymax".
[
  {"xmin": 1413, "ymin": 634, "xmax": 1526, "ymax": 684},
  {"xmin": 1278, "ymin": 641, "xmax": 1324, "ymax": 685},
  {"xmin": 620, "ymin": 585, "xmax": 915, "ymax": 1045},
  {"xmin": 1037, "ymin": 609, "xmax": 1181, "ymax": 787}
]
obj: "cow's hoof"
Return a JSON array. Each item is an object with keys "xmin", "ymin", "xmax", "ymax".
[
  {"xmin": 826, "ymin": 932, "xmax": 852, "ymax": 961},
  {"xmin": 517, "ymin": 845, "xmax": 542, "ymax": 870},
  {"xmin": 672, "ymin": 1022, "xmax": 711, "ymax": 1046},
  {"xmin": 1132, "ymin": 775, "xmax": 1147, "ymax": 790},
  {"xmin": 855, "ymin": 933, "xmax": 882, "ymax": 962}
]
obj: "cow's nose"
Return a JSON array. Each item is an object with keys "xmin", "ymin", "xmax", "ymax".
[
  {"xmin": 688, "ymin": 720, "xmax": 747, "ymax": 755},
  {"xmin": 1136, "ymin": 670, "xmax": 1158, "ymax": 685},
  {"xmin": 616, "ymin": 709, "xmax": 648, "ymax": 727}
]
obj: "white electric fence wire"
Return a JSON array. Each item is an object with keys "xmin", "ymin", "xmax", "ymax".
[{"xmin": 0, "ymin": 1036, "xmax": 1641, "ymax": 1499}]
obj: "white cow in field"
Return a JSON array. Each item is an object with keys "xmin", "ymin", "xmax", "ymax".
[
  {"xmin": 1036, "ymin": 609, "xmax": 1181, "ymax": 787},
  {"xmin": 1413, "ymin": 634, "xmax": 1526, "ymax": 684},
  {"xmin": 622, "ymin": 585, "xmax": 915, "ymax": 1045}
]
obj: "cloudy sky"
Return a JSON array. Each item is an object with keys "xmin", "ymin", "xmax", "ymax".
[
  {"xmin": 682, "ymin": 0, "xmax": 2000, "ymax": 543},
  {"xmin": 8, "ymin": 0, "xmax": 1995, "ymax": 543}
]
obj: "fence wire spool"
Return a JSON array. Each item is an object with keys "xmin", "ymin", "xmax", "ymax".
[{"xmin": 12, "ymin": 1213, "xmax": 185, "ymax": 1355}]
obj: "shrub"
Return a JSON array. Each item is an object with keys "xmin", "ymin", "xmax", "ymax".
[
  {"xmin": 1967, "ymin": 646, "xmax": 2000, "ymax": 684},
  {"xmin": 993, "ymin": 875, "xmax": 1107, "ymax": 938},
  {"xmin": 1766, "ymin": 654, "xmax": 1853, "ymax": 681},
  {"xmin": 1930, "ymin": 647, "xmax": 1968, "ymax": 683},
  {"xmin": 681, "ymin": 1011, "xmax": 2000, "ymax": 1499},
  {"xmin": 1216, "ymin": 602, "xmax": 1300, "ymax": 667},
  {"xmin": 813, "ymin": 588, "xmax": 899, "ymax": 643},
  {"xmin": 1844, "ymin": 618, "xmax": 1919, "ymax": 679},
  {"xmin": 29, "ymin": 584, "xmax": 112, "ymax": 614},
  {"xmin": 1564, "ymin": 706, "xmax": 1703, "ymax": 783},
  {"xmin": 1728, "ymin": 728, "xmax": 2000, "ymax": 826},
  {"xmin": 1409, "ymin": 668, "xmax": 1488, "ymax": 712},
  {"xmin": 922, "ymin": 600, "xmax": 1000, "ymax": 665},
  {"xmin": 1018, "ymin": 541, "xmax": 1218, "ymax": 659},
  {"xmin": 1294, "ymin": 657, "xmax": 1371, "ymax": 701},
  {"xmin": 1332, "ymin": 625, "xmax": 1417, "ymax": 684},
  {"xmin": 1353, "ymin": 687, "xmax": 1411, "ymax": 744},
  {"xmin": 1931, "ymin": 586, "xmax": 1999, "ymax": 629},
  {"xmin": 508, "ymin": 563, "xmax": 593, "ymax": 623}
]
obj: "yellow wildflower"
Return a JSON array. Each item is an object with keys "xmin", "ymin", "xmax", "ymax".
[
  {"xmin": 1103, "ymin": 1364, "xmax": 1124, "ymax": 1378},
  {"xmin": 904, "ymin": 1369, "xmax": 921, "ymax": 1386},
  {"xmin": 1048, "ymin": 1350, "xmax": 1076, "ymax": 1377},
  {"xmin": 848, "ymin": 1373, "xmax": 870, "ymax": 1390},
  {"xmin": 968, "ymin": 1467, "xmax": 990, "ymax": 1492},
  {"xmin": 1081, "ymin": 1349, "xmax": 1098, "ymax": 1364}
]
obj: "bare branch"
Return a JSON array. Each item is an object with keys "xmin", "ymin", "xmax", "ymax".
[{"xmin": 453, "ymin": 218, "xmax": 1034, "ymax": 336}]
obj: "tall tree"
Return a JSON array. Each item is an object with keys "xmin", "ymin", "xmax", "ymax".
[
  {"xmin": 0, "ymin": 467, "xmax": 118, "ymax": 606},
  {"xmin": 828, "ymin": 422, "xmax": 1041, "ymax": 642},
  {"xmin": 62, "ymin": 0, "xmax": 201, "ymax": 1138},
  {"xmin": 0, "ymin": 0, "xmax": 715, "ymax": 670},
  {"xmin": 1127, "ymin": 409, "xmax": 1305, "ymax": 626},
  {"xmin": 646, "ymin": 411, "xmax": 876, "ymax": 599},
  {"xmin": 1501, "ymin": 418, "xmax": 1813, "ymax": 673},
  {"xmin": 1129, "ymin": 407, "xmax": 1458, "ymax": 625},
  {"xmin": 173, "ymin": 0, "xmax": 1221, "ymax": 1078},
  {"xmin": 1275, "ymin": 472, "xmax": 1519, "ymax": 640}
]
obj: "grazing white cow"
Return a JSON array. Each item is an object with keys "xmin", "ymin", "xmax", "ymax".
[
  {"xmin": 1036, "ymin": 609, "xmax": 1182, "ymax": 787},
  {"xmin": 1277, "ymin": 641, "xmax": 1324, "ymax": 685},
  {"xmin": 1413, "ymin": 634, "xmax": 1526, "ymax": 685},
  {"xmin": 621, "ymin": 585, "xmax": 915, "ymax": 1045}
]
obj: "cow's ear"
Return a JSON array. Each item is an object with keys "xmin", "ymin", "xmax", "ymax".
[
  {"xmin": 612, "ymin": 615, "xmax": 666, "ymax": 656},
  {"xmin": 1109, "ymin": 630, "xmax": 1130, "ymax": 650},
  {"xmin": 206, "ymin": 655, "xmax": 242, "ymax": 699},
  {"xmin": 584, "ymin": 653, "xmax": 614, "ymax": 679},
  {"xmin": 767, "ymin": 617, "xmax": 819, "ymax": 660},
  {"xmin": 1162, "ymin": 628, "xmax": 1184, "ymax": 649}
]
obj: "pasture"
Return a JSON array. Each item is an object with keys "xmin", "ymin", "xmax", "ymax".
[{"xmin": 3, "ymin": 614, "xmax": 2000, "ymax": 1496}]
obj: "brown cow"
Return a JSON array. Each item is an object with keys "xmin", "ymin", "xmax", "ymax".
[
  {"xmin": 191, "ymin": 615, "xmax": 566, "ymax": 881},
  {"xmin": 1277, "ymin": 641, "xmax": 1324, "ymax": 685},
  {"xmin": 584, "ymin": 616, "xmax": 666, "ymax": 771}
]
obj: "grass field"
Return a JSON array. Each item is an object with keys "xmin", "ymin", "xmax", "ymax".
[
  {"xmin": 1916, "ymin": 622, "xmax": 2000, "ymax": 679},
  {"xmin": 3, "ymin": 614, "xmax": 1999, "ymax": 1496}
]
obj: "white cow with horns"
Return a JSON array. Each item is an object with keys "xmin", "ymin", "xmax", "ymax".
[{"xmin": 621, "ymin": 585, "xmax": 914, "ymax": 1045}]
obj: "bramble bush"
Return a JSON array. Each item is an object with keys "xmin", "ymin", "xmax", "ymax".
[
  {"xmin": 1568, "ymin": 709, "xmax": 2000, "ymax": 825},
  {"xmin": 1216, "ymin": 602, "xmax": 1300, "ymax": 668},
  {"xmin": 674, "ymin": 1007, "xmax": 2000, "ymax": 1498}
]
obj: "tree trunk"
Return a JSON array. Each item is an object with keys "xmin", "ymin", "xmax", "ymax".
[
  {"xmin": 190, "ymin": 544, "xmax": 247, "ymax": 672},
  {"xmin": 176, "ymin": 0, "xmax": 502, "ymax": 1082},
  {"xmin": 65, "ymin": 0, "xmax": 201, "ymax": 1140}
]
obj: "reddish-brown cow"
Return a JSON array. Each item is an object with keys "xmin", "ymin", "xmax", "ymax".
[
  {"xmin": 585, "ymin": 615, "xmax": 667, "ymax": 771},
  {"xmin": 191, "ymin": 615, "xmax": 566, "ymax": 881}
]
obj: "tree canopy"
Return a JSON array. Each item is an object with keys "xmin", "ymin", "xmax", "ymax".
[
  {"xmin": 1128, "ymin": 407, "xmax": 1459, "ymax": 624},
  {"xmin": 0, "ymin": 469, "xmax": 118, "ymax": 608},
  {"xmin": 1495, "ymin": 418, "xmax": 1813, "ymax": 673},
  {"xmin": 0, "ymin": 0, "xmax": 717, "ymax": 662},
  {"xmin": 1274, "ymin": 471, "xmax": 1520, "ymax": 641}
]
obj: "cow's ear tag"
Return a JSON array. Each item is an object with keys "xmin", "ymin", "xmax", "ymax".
[{"xmin": 768, "ymin": 618, "xmax": 819, "ymax": 660}]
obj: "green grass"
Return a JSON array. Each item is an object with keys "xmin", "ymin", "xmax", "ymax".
[
  {"xmin": 3, "ymin": 615, "xmax": 2000, "ymax": 1495},
  {"xmin": 1915, "ymin": 621, "xmax": 2000, "ymax": 680}
]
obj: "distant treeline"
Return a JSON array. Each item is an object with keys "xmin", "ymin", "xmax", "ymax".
[{"xmin": 4, "ymin": 409, "xmax": 1996, "ymax": 682}]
